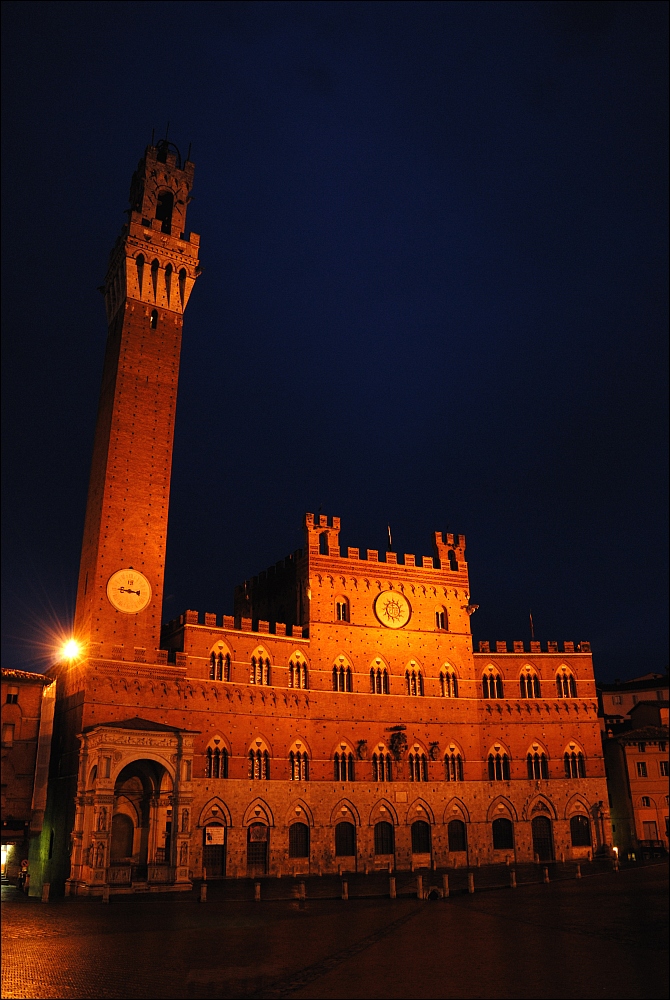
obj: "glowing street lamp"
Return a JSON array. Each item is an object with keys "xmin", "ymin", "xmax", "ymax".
[{"xmin": 61, "ymin": 639, "xmax": 81, "ymax": 660}]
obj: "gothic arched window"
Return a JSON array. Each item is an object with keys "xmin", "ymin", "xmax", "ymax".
[
  {"xmin": 526, "ymin": 751, "xmax": 549, "ymax": 779},
  {"xmin": 335, "ymin": 821, "xmax": 356, "ymax": 857},
  {"xmin": 445, "ymin": 751, "xmax": 464, "ymax": 781},
  {"xmin": 372, "ymin": 749, "xmax": 393, "ymax": 782},
  {"xmin": 333, "ymin": 663, "xmax": 353, "ymax": 692},
  {"xmin": 440, "ymin": 667, "xmax": 458, "ymax": 698},
  {"xmin": 205, "ymin": 745, "xmax": 229, "ymax": 779},
  {"xmin": 248, "ymin": 744, "xmax": 270, "ymax": 780},
  {"xmin": 411, "ymin": 820, "xmax": 431, "ymax": 854},
  {"xmin": 556, "ymin": 668, "xmax": 578, "ymax": 698},
  {"xmin": 520, "ymin": 668, "xmax": 541, "ymax": 698},
  {"xmin": 570, "ymin": 815, "xmax": 591, "ymax": 846},
  {"xmin": 334, "ymin": 750, "xmax": 355, "ymax": 781},
  {"xmin": 250, "ymin": 655, "xmax": 270, "ymax": 686},
  {"xmin": 564, "ymin": 750, "xmax": 586, "ymax": 778},
  {"xmin": 488, "ymin": 750, "xmax": 511, "ymax": 781},
  {"xmin": 482, "ymin": 669, "xmax": 504, "ymax": 699},
  {"xmin": 288, "ymin": 822, "xmax": 310, "ymax": 858},
  {"xmin": 289, "ymin": 747, "xmax": 309, "ymax": 781},
  {"xmin": 448, "ymin": 819, "xmax": 467, "ymax": 852},
  {"xmin": 336, "ymin": 598, "xmax": 349, "ymax": 622},
  {"xmin": 492, "ymin": 817, "xmax": 514, "ymax": 850},
  {"xmin": 370, "ymin": 666, "xmax": 389, "ymax": 694},
  {"xmin": 288, "ymin": 657, "xmax": 308, "ymax": 689},
  {"xmin": 408, "ymin": 751, "xmax": 428, "ymax": 782},
  {"xmin": 405, "ymin": 669, "xmax": 424, "ymax": 697},
  {"xmin": 435, "ymin": 607, "xmax": 448, "ymax": 630},
  {"xmin": 210, "ymin": 650, "xmax": 230, "ymax": 681},
  {"xmin": 374, "ymin": 821, "xmax": 394, "ymax": 855}
]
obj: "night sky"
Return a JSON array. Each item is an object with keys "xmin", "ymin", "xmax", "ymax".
[{"xmin": 2, "ymin": 1, "xmax": 667, "ymax": 680}]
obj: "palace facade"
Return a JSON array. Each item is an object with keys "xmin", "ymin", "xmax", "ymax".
[{"xmin": 38, "ymin": 143, "xmax": 612, "ymax": 897}]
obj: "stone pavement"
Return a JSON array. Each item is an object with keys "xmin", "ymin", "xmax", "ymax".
[{"xmin": 2, "ymin": 864, "xmax": 667, "ymax": 999}]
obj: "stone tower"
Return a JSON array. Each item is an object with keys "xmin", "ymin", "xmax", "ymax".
[{"xmin": 73, "ymin": 140, "xmax": 200, "ymax": 658}]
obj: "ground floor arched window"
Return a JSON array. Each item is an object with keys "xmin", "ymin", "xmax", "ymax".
[
  {"xmin": 448, "ymin": 819, "xmax": 467, "ymax": 852},
  {"xmin": 411, "ymin": 820, "xmax": 431, "ymax": 854},
  {"xmin": 374, "ymin": 821, "xmax": 395, "ymax": 855},
  {"xmin": 492, "ymin": 817, "xmax": 514, "ymax": 850},
  {"xmin": 288, "ymin": 822, "xmax": 310, "ymax": 858},
  {"xmin": 570, "ymin": 815, "xmax": 592, "ymax": 847},
  {"xmin": 335, "ymin": 821, "xmax": 356, "ymax": 857}
]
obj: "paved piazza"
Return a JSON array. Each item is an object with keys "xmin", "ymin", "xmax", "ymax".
[{"xmin": 2, "ymin": 865, "xmax": 667, "ymax": 999}]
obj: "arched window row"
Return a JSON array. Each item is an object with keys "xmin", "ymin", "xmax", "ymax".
[
  {"xmin": 210, "ymin": 651, "xmax": 231, "ymax": 682},
  {"xmin": 408, "ymin": 752, "xmax": 428, "ymax": 782},
  {"xmin": 248, "ymin": 749, "xmax": 270, "ymax": 780},
  {"xmin": 564, "ymin": 751, "xmax": 586, "ymax": 778},
  {"xmin": 289, "ymin": 750, "xmax": 309, "ymax": 781},
  {"xmin": 557, "ymin": 670, "xmax": 578, "ymax": 698},
  {"xmin": 372, "ymin": 751, "xmax": 393, "ymax": 781},
  {"xmin": 527, "ymin": 752, "xmax": 549, "ymax": 779},
  {"xmin": 205, "ymin": 746, "xmax": 228, "ymax": 778},
  {"xmin": 288, "ymin": 660, "xmax": 308, "ymax": 689},
  {"xmin": 229, "ymin": 816, "xmax": 593, "ymax": 868},
  {"xmin": 406, "ymin": 669, "xmax": 424, "ymax": 697},
  {"xmin": 440, "ymin": 670, "xmax": 458, "ymax": 698},
  {"xmin": 333, "ymin": 665, "xmax": 353, "ymax": 692},
  {"xmin": 370, "ymin": 667, "xmax": 390, "ymax": 694},
  {"xmin": 520, "ymin": 670, "xmax": 541, "ymax": 698},
  {"xmin": 483, "ymin": 671, "xmax": 504, "ymax": 699},
  {"xmin": 488, "ymin": 752, "xmax": 511, "ymax": 781},
  {"xmin": 334, "ymin": 751, "xmax": 355, "ymax": 781},
  {"xmin": 250, "ymin": 656, "xmax": 270, "ymax": 686}
]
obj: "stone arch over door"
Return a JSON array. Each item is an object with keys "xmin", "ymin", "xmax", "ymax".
[
  {"xmin": 330, "ymin": 798, "xmax": 360, "ymax": 827},
  {"xmin": 242, "ymin": 799, "xmax": 274, "ymax": 828},
  {"xmin": 486, "ymin": 796, "xmax": 518, "ymax": 823},
  {"xmin": 284, "ymin": 798, "xmax": 314, "ymax": 828},
  {"xmin": 524, "ymin": 795, "xmax": 557, "ymax": 822},
  {"xmin": 369, "ymin": 798, "xmax": 398, "ymax": 827},
  {"xmin": 198, "ymin": 797, "xmax": 232, "ymax": 828}
]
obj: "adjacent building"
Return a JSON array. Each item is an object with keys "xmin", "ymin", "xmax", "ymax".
[{"xmin": 1, "ymin": 668, "xmax": 55, "ymax": 886}]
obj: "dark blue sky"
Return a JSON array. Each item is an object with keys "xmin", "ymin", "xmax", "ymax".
[{"xmin": 2, "ymin": 1, "xmax": 667, "ymax": 680}]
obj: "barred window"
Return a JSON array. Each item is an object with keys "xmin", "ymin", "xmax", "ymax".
[
  {"xmin": 445, "ymin": 752, "xmax": 464, "ymax": 781},
  {"xmin": 488, "ymin": 752, "xmax": 511, "ymax": 781},
  {"xmin": 248, "ymin": 748, "xmax": 270, "ymax": 779},
  {"xmin": 520, "ymin": 669, "xmax": 541, "ymax": 698},
  {"xmin": 405, "ymin": 669, "xmax": 424, "ymax": 697},
  {"xmin": 556, "ymin": 669, "xmax": 577, "ymax": 698},
  {"xmin": 482, "ymin": 670, "xmax": 504, "ymax": 699},
  {"xmin": 372, "ymin": 751, "xmax": 393, "ymax": 782},
  {"xmin": 289, "ymin": 750, "xmax": 309, "ymax": 781},
  {"xmin": 334, "ymin": 751, "xmax": 355, "ymax": 781},
  {"xmin": 564, "ymin": 751, "xmax": 586, "ymax": 778},
  {"xmin": 527, "ymin": 752, "xmax": 549, "ymax": 779},
  {"xmin": 288, "ymin": 659, "xmax": 308, "ymax": 689},
  {"xmin": 409, "ymin": 752, "xmax": 428, "ymax": 782},
  {"xmin": 250, "ymin": 655, "xmax": 270, "ymax": 685},
  {"xmin": 440, "ymin": 669, "xmax": 458, "ymax": 698},
  {"xmin": 210, "ymin": 651, "xmax": 230, "ymax": 681},
  {"xmin": 205, "ymin": 746, "xmax": 228, "ymax": 778},
  {"xmin": 370, "ymin": 667, "xmax": 390, "ymax": 694},
  {"xmin": 333, "ymin": 664, "xmax": 353, "ymax": 692}
]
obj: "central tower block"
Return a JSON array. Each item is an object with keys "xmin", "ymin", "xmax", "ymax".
[{"xmin": 74, "ymin": 141, "xmax": 200, "ymax": 659}]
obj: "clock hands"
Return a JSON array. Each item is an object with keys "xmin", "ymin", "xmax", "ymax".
[{"xmin": 118, "ymin": 586, "xmax": 141, "ymax": 596}]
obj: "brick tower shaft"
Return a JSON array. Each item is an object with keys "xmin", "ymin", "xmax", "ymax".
[{"xmin": 74, "ymin": 141, "xmax": 200, "ymax": 658}]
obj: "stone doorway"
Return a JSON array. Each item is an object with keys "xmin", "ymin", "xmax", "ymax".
[
  {"xmin": 247, "ymin": 823, "xmax": 268, "ymax": 876},
  {"xmin": 532, "ymin": 815, "xmax": 554, "ymax": 862},
  {"xmin": 203, "ymin": 824, "xmax": 226, "ymax": 877}
]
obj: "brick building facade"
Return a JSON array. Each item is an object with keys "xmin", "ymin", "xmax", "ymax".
[{"xmin": 41, "ymin": 143, "xmax": 612, "ymax": 896}]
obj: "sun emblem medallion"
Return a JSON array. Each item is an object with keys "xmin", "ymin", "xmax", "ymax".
[{"xmin": 373, "ymin": 590, "xmax": 411, "ymax": 629}]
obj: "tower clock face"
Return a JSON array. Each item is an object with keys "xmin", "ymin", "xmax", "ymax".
[
  {"xmin": 106, "ymin": 569, "xmax": 152, "ymax": 614},
  {"xmin": 374, "ymin": 591, "xmax": 411, "ymax": 629}
]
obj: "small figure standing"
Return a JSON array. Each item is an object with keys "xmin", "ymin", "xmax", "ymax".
[{"xmin": 17, "ymin": 859, "xmax": 29, "ymax": 892}]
